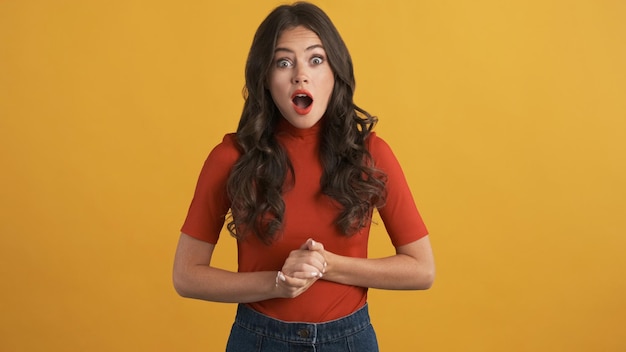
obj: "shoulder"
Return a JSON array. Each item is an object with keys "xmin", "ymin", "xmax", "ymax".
[
  {"xmin": 205, "ymin": 133, "xmax": 241, "ymax": 167},
  {"xmin": 366, "ymin": 132, "xmax": 394, "ymax": 158},
  {"xmin": 366, "ymin": 132, "xmax": 405, "ymax": 173}
]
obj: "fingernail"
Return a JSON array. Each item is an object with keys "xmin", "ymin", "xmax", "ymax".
[
  {"xmin": 279, "ymin": 272, "xmax": 286, "ymax": 281},
  {"xmin": 311, "ymin": 239, "xmax": 316, "ymax": 246},
  {"xmin": 311, "ymin": 272, "xmax": 320, "ymax": 278}
]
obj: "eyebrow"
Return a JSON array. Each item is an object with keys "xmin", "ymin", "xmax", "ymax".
[{"xmin": 274, "ymin": 44, "xmax": 325, "ymax": 54}]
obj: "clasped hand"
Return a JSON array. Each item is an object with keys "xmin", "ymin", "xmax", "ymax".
[{"xmin": 276, "ymin": 238, "xmax": 327, "ymax": 298}]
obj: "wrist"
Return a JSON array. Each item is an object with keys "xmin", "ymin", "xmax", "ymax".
[
  {"xmin": 321, "ymin": 250, "xmax": 339, "ymax": 281},
  {"xmin": 273, "ymin": 270, "xmax": 286, "ymax": 297}
]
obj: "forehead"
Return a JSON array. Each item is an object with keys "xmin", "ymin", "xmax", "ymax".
[{"xmin": 276, "ymin": 26, "xmax": 323, "ymax": 48}]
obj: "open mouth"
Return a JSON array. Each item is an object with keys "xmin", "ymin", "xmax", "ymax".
[
  {"xmin": 291, "ymin": 90, "xmax": 313, "ymax": 115},
  {"xmin": 293, "ymin": 94, "xmax": 313, "ymax": 108}
]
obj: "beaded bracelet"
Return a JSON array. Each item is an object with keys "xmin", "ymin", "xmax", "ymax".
[{"xmin": 275, "ymin": 271, "xmax": 285, "ymax": 287}]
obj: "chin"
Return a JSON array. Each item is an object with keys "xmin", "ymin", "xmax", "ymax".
[{"xmin": 296, "ymin": 120, "xmax": 319, "ymax": 129}]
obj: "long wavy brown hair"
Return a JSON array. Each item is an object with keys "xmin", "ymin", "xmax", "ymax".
[{"xmin": 226, "ymin": 2, "xmax": 387, "ymax": 244}]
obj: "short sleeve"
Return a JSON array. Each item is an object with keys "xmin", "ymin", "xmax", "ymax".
[
  {"xmin": 368, "ymin": 133, "xmax": 428, "ymax": 247},
  {"xmin": 180, "ymin": 134, "xmax": 240, "ymax": 244}
]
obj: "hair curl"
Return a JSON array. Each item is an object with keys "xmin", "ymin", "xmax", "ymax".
[{"xmin": 226, "ymin": 2, "xmax": 386, "ymax": 244}]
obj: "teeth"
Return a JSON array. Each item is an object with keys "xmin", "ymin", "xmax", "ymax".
[{"xmin": 296, "ymin": 94, "xmax": 307, "ymax": 97}]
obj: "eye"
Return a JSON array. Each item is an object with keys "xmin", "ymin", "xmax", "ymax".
[
  {"xmin": 276, "ymin": 59, "xmax": 292, "ymax": 68},
  {"xmin": 311, "ymin": 56, "xmax": 324, "ymax": 65}
]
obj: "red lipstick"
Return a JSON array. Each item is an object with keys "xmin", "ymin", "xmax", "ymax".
[{"xmin": 291, "ymin": 89, "xmax": 314, "ymax": 115}]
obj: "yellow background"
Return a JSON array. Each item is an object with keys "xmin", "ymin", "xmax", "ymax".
[{"xmin": 1, "ymin": 0, "xmax": 625, "ymax": 351}]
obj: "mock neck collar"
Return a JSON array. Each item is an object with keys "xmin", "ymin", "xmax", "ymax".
[{"xmin": 276, "ymin": 116, "xmax": 324, "ymax": 139}]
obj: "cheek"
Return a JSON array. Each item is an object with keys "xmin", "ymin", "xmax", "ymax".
[
  {"xmin": 268, "ymin": 69, "xmax": 283, "ymax": 88},
  {"xmin": 321, "ymin": 73, "xmax": 335, "ymax": 99},
  {"xmin": 267, "ymin": 77, "xmax": 284, "ymax": 100}
]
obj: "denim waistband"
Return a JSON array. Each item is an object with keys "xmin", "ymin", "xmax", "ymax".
[{"xmin": 233, "ymin": 303, "xmax": 372, "ymax": 344}]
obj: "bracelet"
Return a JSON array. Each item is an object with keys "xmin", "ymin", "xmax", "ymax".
[
  {"xmin": 275, "ymin": 271, "xmax": 282, "ymax": 287},
  {"xmin": 275, "ymin": 271, "xmax": 285, "ymax": 287}
]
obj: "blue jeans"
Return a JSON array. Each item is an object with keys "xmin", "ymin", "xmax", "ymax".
[{"xmin": 226, "ymin": 303, "xmax": 379, "ymax": 352}]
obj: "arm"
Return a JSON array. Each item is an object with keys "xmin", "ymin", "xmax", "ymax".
[
  {"xmin": 306, "ymin": 236, "xmax": 435, "ymax": 290},
  {"xmin": 173, "ymin": 233, "xmax": 276, "ymax": 303},
  {"xmin": 325, "ymin": 134, "xmax": 432, "ymax": 290},
  {"xmin": 173, "ymin": 233, "xmax": 326, "ymax": 302}
]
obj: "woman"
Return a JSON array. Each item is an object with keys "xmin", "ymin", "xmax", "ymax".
[{"xmin": 173, "ymin": 2, "xmax": 434, "ymax": 351}]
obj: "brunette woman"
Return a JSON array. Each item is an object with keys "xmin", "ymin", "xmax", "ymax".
[{"xmin": 173, "ymin": 2, "xmax": 434, "ymax": 351}]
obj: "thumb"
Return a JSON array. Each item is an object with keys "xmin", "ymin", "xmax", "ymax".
[
  {"xmin": 301, "ymin": 238, "xmax": 324, "ymax": 251},
  {"xmin": 300, "ymin": 238, "xmax": 314, "ymax": 250}
]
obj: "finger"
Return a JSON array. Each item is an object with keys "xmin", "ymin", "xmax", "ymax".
[
  {"xmin": 305, "ymin": 238, "xmax": 324, "ymax": 251},
  {"xmin": 300, "ymin": 238, "xmax": 318, "ymax": 250},
  {"xmin": 306, "ymin": 251, "xmax": 326, "ymax": 271},
  {"xmin": 289, "ymin": 270, "xmax": 323, "ymax": 279},
  {"xmin": 281, "ymin": 273, "xmax": 317, "ymax": 287},
  {"xmin": 311, "ymin": 239, "xmax": 324, "ymax": 251},
  {"xmin": 283, "ymin": 262, "xmax": 323, "ymax": 279},
  {"xmin": 285, "ymin": 249, "xmax": 326, "ymax": 267},
  {"xmin": 284, "ymin": 257, "xmax": 326, "ymax": 275}
]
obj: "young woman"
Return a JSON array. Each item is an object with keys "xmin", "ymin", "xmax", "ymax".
[{"xmin": 173, "ymin": 2, "xmax": 434, "ymax": 351}]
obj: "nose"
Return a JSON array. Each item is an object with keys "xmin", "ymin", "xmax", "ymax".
[{"xmin": 292, "ymin": 66, "xmax": 309, "ymax": 85}]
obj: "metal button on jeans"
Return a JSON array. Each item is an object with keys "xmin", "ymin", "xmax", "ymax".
[{"xmin": 297, "ymin": 329, "xmax": 310, "ymax": 338}]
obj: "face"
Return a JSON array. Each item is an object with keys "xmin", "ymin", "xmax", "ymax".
[{"xmin": 268, "ymin": 26, "xmax": 335, "ymax": 129}]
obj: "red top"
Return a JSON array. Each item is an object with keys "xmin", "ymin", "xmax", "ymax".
[{"xmin": 181, "ymin": 118, "xmax": 428, "ymax": 322}]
